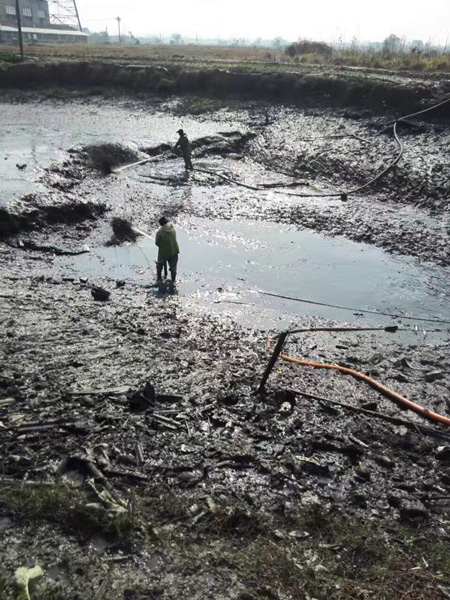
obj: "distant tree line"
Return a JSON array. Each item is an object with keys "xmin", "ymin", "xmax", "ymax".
[
  {"xmin": 84, "ymin": 30, "xmax": 448, "ymax": 56},
  {"xmin": 285, "ymin": 34, "xmax": 447, "ymax": 57}
]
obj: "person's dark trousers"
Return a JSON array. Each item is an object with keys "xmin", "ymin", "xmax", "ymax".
[
  {"xmin": 168, "ymin": 254, "xmax": 179, "ymax": 282},
  {"xmin": 156, "ymin": 262, "xmax": 167, "ymax": 281},
  {"xmin": 183, "ymin": 154, "xmax": 193, "ymax": 170}
]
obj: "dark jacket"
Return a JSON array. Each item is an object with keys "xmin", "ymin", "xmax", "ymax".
[
  {"xmin": 155, "ymin": 223, "xmax": 179, "ymax": 261},
  {"xmin": 175, "ymin": 134, "xmax": 191, "ymax": 156}
]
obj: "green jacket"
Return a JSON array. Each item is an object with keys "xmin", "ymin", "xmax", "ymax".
[{"xmin": 155, "ymin": 223, "xmax": 179, "ymax": 261}]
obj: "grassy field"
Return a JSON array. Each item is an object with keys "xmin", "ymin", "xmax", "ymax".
[{"xmin": 1, "ymin": 42, "xmax": 449, "ymax": 73}]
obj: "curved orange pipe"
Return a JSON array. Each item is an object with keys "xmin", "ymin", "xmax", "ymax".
[{"xmin": 268, "ymin": 339, "xmax": 450, "ymax": 427}]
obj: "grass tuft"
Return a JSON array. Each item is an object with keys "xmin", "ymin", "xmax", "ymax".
[{"xmin": 0, "ymin": 483, "xmax": 135, "ymax": 539}]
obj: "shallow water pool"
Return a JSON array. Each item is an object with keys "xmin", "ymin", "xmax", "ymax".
[{"xmin": 60, "ymin": 217, "xmax": 450, "ymax": 331}]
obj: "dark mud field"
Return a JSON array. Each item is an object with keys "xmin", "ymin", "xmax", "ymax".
[{"xmin": 1, "ymin": 85, "xmax": 450, "ymax": 600}]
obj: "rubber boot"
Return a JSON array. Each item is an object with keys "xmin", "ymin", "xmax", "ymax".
[{"xmin": 156, "ymin": 263, "xmax": 163, "ymax": 282}]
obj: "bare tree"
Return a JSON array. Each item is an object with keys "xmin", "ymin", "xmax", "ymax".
[
  {"xmin": 170, "ymin": 33, "xmax": 183, "ymax": 45},
  {"xmin": 383, "ymin": 34, "xmax": 401, "ymax": 53}
]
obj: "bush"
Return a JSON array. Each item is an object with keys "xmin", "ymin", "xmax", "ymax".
[
  {"xmin": 0, "ymin": 51, "xmax": 22, "ymax": 64},
  {"xmin": 286, "ymin": 39, "xmax": 333, "ymax": 58}
]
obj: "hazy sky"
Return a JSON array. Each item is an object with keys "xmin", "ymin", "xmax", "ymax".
[{"xmin": 76, "ymin": 0, "xmax": 450, "ymax": 44}]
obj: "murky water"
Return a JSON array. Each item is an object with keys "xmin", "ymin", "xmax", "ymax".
[
  {"xmin": 60, "ymin": 217, "xmax": 450, "ymax": 330},
  {"xmin": 0, "ymin": 100, "xmax": 239, "ymax": 204},
  {"xmin": 3, "ymin": 97, "xmax": 450, "ymax": 333}
]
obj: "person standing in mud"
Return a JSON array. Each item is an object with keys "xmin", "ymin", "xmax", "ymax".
[
  {"xmin": 155, "ymin": 216, "xmax": 180, "ymax": 283},
  {"xmin": 174, "ymin": 129, "xmax": 193, "ymax": 171}
]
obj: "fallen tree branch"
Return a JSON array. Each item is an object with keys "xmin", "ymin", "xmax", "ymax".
[{"xmin": 289, "ymin": 388, "xmax": 450, "ymax": 439}]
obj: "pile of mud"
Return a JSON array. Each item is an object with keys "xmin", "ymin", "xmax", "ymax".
[
  {"xmin": 0, "ymin": 199, "xmax": 106, "ymax": 238},
  {"xmin": 0, "ymin": 143, "xmax": 142, "ymax": 238},
  {"xmin": 75, "ymin": 142, "xmax": 141, "ymax": 174},
  {"xmin": 107, "ymin": 216, "xmax": 139, "ymax": 246}
]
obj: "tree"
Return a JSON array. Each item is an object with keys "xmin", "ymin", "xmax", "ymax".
[
  {"xmin": 383, "ymin": 34, "xmax": 401, "ymax": 53},
  {"xmin": 89, "ymin": 30, "xmax": 110, "ymax": 44},
  {"xmin": 286, "ymin": 39, "xmax": 333, "ymax": 57},
  {"xmin": 170, "ymin": 33, "xmax": 183, "ymax": 45},
  {"xmin": 272, "ymin": 37, "xmax": 287, "ymax": 49},
  {"xmin": 410, "ymin": 39, "xmax": 424, "ymax": 52}
]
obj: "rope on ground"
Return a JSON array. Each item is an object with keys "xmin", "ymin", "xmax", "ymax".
[
  {"xmin": 258, "ymin": 289, "xmax": 450, "ymax": 325},
  {"xmin": 267, "ymin": 337, "xmax": 450, "ymax": 427}
]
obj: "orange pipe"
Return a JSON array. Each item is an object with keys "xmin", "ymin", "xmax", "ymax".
[{"xmin": 268, "ymin": 339, "xmax": 450, "ymax": 427}]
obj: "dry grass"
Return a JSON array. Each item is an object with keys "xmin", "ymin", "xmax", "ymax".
[
  {"xmin": 0, "ymin": 42, "xmax": 449, "ymax": 73},
  {"xmin": 0, "ymin": 42, "xmax": 283, "ymax": 67}
]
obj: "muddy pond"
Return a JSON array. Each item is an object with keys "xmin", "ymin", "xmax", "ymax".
[
  {"xmin": 2, "ymin": 95, "xmax": 450, "ymax": 334},
  {"xmin": 60, "ymin": 216, "xmax": 450, "ymax": 332}
]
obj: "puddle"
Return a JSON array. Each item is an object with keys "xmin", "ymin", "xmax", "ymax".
[{"xmin": 59, "ymin": 217, "xmax": 450, "ymax": 331}]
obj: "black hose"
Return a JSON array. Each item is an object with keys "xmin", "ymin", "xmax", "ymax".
[
  {"xmin": 195, "ymin": 167, "xmax": 260, "ymax": 191},
  {"xmin": 398, "ymin": 96, "xmax": 450, "ymax": 122},
  {"xmin": 197, "ymin": 95, "xmax": 449, "ymax": 200}
]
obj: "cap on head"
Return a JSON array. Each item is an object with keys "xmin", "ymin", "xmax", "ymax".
[
  {"xmin": 177, "ymin": 129, "xmax": 184, "ymax": 135},
  {"xmin": 159, "ymin": 216, "xmax": 168, "ymax": 226}
]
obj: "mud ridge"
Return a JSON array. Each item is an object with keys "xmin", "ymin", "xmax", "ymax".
[
  {"xmin": 0, "ymin": 199, "xmax": 107, "ymax": 238},
  {"xmin": 2, "ymin": 61, "xmax": 450, "ymax": 113}
]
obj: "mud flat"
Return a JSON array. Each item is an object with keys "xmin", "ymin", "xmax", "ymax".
[{"xmin": 1, "ymin": 82, "xmax": 450, "ymax": 599}]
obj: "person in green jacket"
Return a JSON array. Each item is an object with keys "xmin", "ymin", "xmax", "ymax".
[{"xmin": 155, "ymin": 216, "xmax": 180, "ymax": 283}]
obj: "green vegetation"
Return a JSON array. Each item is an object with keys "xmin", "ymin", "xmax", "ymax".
[
  {"xmin": 0, "ymin": 483, "xmax": 135, "ymax": 539},
  {"xmin": 184, "ymin": 506, "xmax": 450, "ymax": 600},
  {"xmin": 2, "ymin": 483, "xmax": 450, "ymax": 599}
]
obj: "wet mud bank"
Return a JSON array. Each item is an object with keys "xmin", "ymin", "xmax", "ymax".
[
  {"xmin": 2, "ymin": 251, "xmax": 450, "ymax": 599},
  {"xmin": 1, "ymin": 91, "xmax": 448, "ymax": 265},
  {"xmin": 1, "ymin": 60, "xmax": 450, "ymax": 113},
  {"xmin": 1, "ymin": 89, "xmax": 450, "ymax": 598}
]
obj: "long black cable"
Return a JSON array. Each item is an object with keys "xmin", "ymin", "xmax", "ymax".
[{"xmin": 258, "ymin": 289, "xmax": 450, "ymax": 325}]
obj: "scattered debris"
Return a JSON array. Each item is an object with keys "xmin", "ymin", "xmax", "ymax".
[{"xmin": 91, "ymin": 286, "xmax": 110, "ymax": 301}]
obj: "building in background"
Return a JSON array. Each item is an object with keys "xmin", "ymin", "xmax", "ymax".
[{"xmin": 0, "ymin": 0, "xmax": 87, "ymax": 43}]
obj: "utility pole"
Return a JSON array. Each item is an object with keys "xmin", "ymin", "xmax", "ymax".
[
  {"xmin": 14, "ymin": 0, "xmax": 24, "ymax": 61},
  {"xmin": 116, "ymin": 16, "xmax": 121, "ymax": 43}
]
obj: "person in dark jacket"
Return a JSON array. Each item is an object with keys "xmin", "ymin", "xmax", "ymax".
[
  {"xmin": 174, "ymin": 129, "xmax": 193, "ymax": 170},
  {"xmin": 155, "ymin": 216, "xmax": 180, "ymax": 282}
]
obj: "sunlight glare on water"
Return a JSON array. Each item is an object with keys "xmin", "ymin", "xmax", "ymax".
[{"xmin": 61, "ymin": 217, "xmax": 450, "ymax": 329}]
